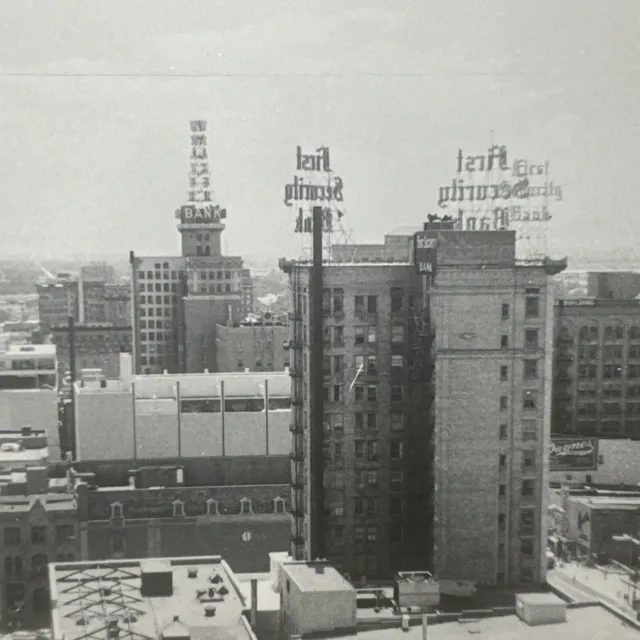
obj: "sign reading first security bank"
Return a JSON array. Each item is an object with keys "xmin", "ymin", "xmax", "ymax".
[{"xmin": 550, "ymin": 438, "xmax": 599, "ymax": 472}]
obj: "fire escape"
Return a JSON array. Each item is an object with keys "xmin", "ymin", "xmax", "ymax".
[
  {"xmin": 406, "ymin": 277, "xmax": 436, "ymax": 570},
  {"xmin": 282, "ymin": 259, "xmax": 306, "ymax": 558}
]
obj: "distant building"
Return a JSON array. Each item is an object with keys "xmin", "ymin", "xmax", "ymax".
[
  {"xmin": 0, "ymin": 466, "xmax": 78, "ymax": 626},
  {"xmin": 50, "ymin": 324, "xmax": 132, "ymax": 379},
  {"xmin": 37, "ymin": 265, "xmax": 131, "ymax": 331},
  {"xmin": 73, "ymin": 367, "xmax": 291, "ymax": 461},
  {"xmin": 215, "ymin": 322, "xmax": 290, "ymax": 373},
  {"xmin": 72, "ymin": 465, "xmax": 290, "ymax": 571},
  {"xmin": 0, "ymin": 344, "xmax": 56, "ymax": 390},
  {"xmin": 0, "ymin": 429, "xmax": 51, "ymax": 473},
  {"xmin": 586, "ymin": 271, "xmax": 640, "ymax": 300},
  {"xmin": 130, "ymin": 121, "xmax": 253, "ymax": 375},
  {"xmin": 552, "ymin": 298, "xmax": 640, "ymax": 438},
  {"xmin": 50, "ymin": 555, "xmax": 258, "ymax": 640}
]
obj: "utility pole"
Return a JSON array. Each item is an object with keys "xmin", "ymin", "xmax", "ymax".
[{"xmin": 68, "ymin": 315, "xmax": 77, "ymax": 461}]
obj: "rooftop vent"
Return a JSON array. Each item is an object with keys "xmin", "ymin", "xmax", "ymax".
[
  {"xmin": 218, "ymin": 585, "xmax": 228, "ymax": 596},
  {"xmin": 196, "ymin": 589, "xmax": 207, "ymax": 598},
  {"xmin": 204, "ymin": 605, "xmax": 216, "ymax": 618},
  {"xmin": 210, "ymin": 573, "xmax": 223, "ymax": 584},
  {"xmin": 187, "ymin": 568, "xmax": 198, "ymax": 579},
  {"xmin": 140, "ymin": 560, "xmax": 173, "ymax": 597}
]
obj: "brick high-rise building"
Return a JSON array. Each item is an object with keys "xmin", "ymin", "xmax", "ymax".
[
  {"xmin": 552, "ymin": 298, "xmax": 640, "ymax": 439},
  {"xmin": 130, "ymin": 121, "xmax": 254, "ymax": 374},
  {"xmin": 281, "ymin": 222, "xmax": 565, "ymax": 587}
]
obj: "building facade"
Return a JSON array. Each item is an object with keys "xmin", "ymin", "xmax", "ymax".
[
  {"xmin": 50, "ymin": 324, "xmax": 132, "ymax": 379},
  {"xmin": 586, "ymin": 271, "xmax": 640, "ymax": 300},
  {"xmin": 0, "ymin": 467, "xmax": 78, "ymax": 626},
  {"xmin": 36, "ymin": 278, "xmax": 79, "ymax": 331},
  {"xmin": 282, "ymin": 224, "xmax": 563, "ymax": 587},
  {"xmin": 130, "ymin": 122, "xmax": 254, "ymax": 375},
  {"xmin": 215, "ymin": 323, "xmax": 290, "ymax": 373},
  {"xmin": 73, "ymin": 370, "xmax": 292, "ymax": 461},
  {"xmin": 552, "ymin": 298, "xmax": 640, "ymax": 439},
  {"xmin": 429, "ymin": 228, "xmax": 562, "ymax": 587}
]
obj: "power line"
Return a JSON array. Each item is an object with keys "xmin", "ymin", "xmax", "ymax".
[{"xmin": 0, "ymin": 70, "xmax": 637, "ymax": 79}]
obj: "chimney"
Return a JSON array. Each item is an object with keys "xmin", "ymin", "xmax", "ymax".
[
  {"xmin": 250, "ymin": 579, "xmax": 258, "ymax": 628},
  {"xmin": 315, "ymin": 563, "xmax": 325, "ymax": 574},
  {"xmin": 26, "ymin": 466, "xmax": 48, "ymax": 495}
]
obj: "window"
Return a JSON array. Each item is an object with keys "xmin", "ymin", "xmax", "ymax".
[
  {"xmin": 354, "ymin": 412, "xmax": 364, "ymax": 429},
  {"xmin": 26, "ymin": 528, "xmax": 47, "ymax": 551},
  {"xmin": 56, "ymin": 524, "xmax": 74, "ymax": 545},
  {"xmin": 391, "ymin": 411, "xmax": 404, "ymax": 431},
  {"xmin": 333, "ymin": 289, "xmax": 344, "ymax": 315},
  {"xmin": 499, "ymin": 423, "xmax": 507, "ymax": 440},
  {"xmin": 524, "ymin": 359, "xmax": 538, "ymax": 380},
  {"xmin": 499, "ymin": 454, "xmax": 507, "ymax": 468},
  {"xmin": 520, "ymin": 539, "xmax": 534, "ymax": 557},
  {"xmin": 525, "ymin": 296, "xmax": 540, "ymax": 318},
  {"xmin": 366, "ymin": 525, "xmax": 377, "ymax": 542},
  {"xmin": 522, "ymin": 480, "xmax": 535, "ymax": 496},
  {"xmin": 500, "ymin": 365, "xmax": 508, "ymax": 382},
  {"xmin": 391, "ymin": 441, "xmax": 404, "ymax": 459},
  {"xmin": 366, "ymin": 441, "xmax": 378, "ymax": 460},
  {"xmin": 522, "ymin": 450, "xmax": 536, "ymax": 469},
  {"xmin": 332, "ymin": 355, "xmax": 344, "ymax": 374},
  {"xmin": 334, "ymin": 325, "xmax": 345, "ymax": 346},
  {"xmin": 367, "ymin": 385, "xmax": 377, "ymax": 402},
  {"xmin": 390, "ymin": 497, "xmax": 403, "ymax": 517},
  {"xmin": 501, "ymin": 334, "xmax": 509, "ymax": 349},
  {"xmin": 501, "ymin": 303, "xmax": 510, "ymax": 319},
  {"xmin": 206, "ymin": 499, "xmax": 219, "ymax": 516},
  {"xmin": 367, "ymin": 413, "xmax": 377, "ymax": 429},
  {"xmin": 500, "ymin": 396, "xmax": 508, "ymax": 411},
  {"xmin": 391, "ymin": 355, "xmax": 403, "ymax": 374},
  {"xmin": 499, "ymin": 484, "xmax": 506, "ymax": 497},
  {"xmin": 322, "ymin": 289, "xmax": 331, "ymax": 315},
  {"xmin": 355, "ymin": 386, "xmax": 365, "ymax": 402},
  {"xmin": 367, "ymin": 326, "xmax": 377, "ymax": 344},
  {"xmin": 524, "ymin": 329, "xmax": 539, "ymax": 350},
  {"xmin": 520, "ymin": 509, "xmax": 535, "ymax": 536},
  {"xmin": 240, "ymin": 498, "xmax": 253, "ymax": 514},
  {"xmin": 333, "ymin": 385, "xmax": 343, "ymax": 402},
  {"xmin": 4, "ymin": 527, "xmax": 21, "ymax": 546},
  {"xmin": 31, "ymin": 553, "xmax": 48, "ymax": 574},
  {"xmin": 391, "ymin": 470, "xmax": 404, "ymax": 487},
  {"xmin": 355, "ymin": 441, "xmax": 365, "ymax": 459},
  {"xmin": 523, "ymin": 390, "xmax": 537, "ymax": 410},
  {"xmin": 391, "ymin": 385, "xmax": 403, "ymax": 402},
  {"xmin": 391, "ymin": 325, "xmax": 404, "ymax": 343},
  {"xmin": 522, "ymin": 418, "xmax": 538, "ymax": 441},
  {"xmin": 172, "ymin": 500, "xmax": 185, "ymax": 518},
  {"xmin": 366, "ymin": 356, "xmax": 377, "ymax": 375},
  {"xmin": 367, "ymin": 296, "xmax": 377, "ymax": 314},
  {"xmin": 354, "ymin": 525, "xmax": 365, "ymax": 543},
  {"xmin": 366, "ymin": 471, "xmax": 378, "ymax": 487},
  {"xmin": 498, "ymin": 513, "xmax": 506, "ymax": 530},
  {"xmin": 354, "ymin": 327, "xmax": 366, "ymax": 345},
  {"xmin": 274, "ymin": 498, "xmax": 286, "ymax": 514},
  {"xmin": 111, "ymin": 531, "xmax": 124, "ymax": 554},
  {"xmin": 355, "ymin": 296, "xmax": 365, "ymax": 315},
  {"xmin": 391, "ymin": 288, "xmax": 403, "ymax": 313}
]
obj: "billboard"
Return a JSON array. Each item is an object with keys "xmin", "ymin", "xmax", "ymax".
[
  {"xmin": 550, "ymin": 437, "xmax": 599, "ymax": 472},
  {"xmin": 413, "ymin": 233, "xmax": 438, "ymax": 277}
]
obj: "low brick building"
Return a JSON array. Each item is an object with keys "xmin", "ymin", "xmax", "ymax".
[{"xmin": 72, "ymin": 462, "xmax": 291, "ymax": 572}]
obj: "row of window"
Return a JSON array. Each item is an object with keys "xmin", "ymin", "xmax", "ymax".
[
  {"xmin": 574, "ymin": 325, "xmax": 640, "ymax": 342},
  {"xmin": 179, "ymin": 397, "xmax": 291, "ymax": 413},
  {"xmin": 575, "ymin": 385, "xmax": 640, "ymax": 398},
  {"xmin": 324, "ymin": 411, "xmax": 405, "ymax": 432},
  {"xmin": 322, "ymin": 324, "xmax": 406, "ymax": 347},
  {"xmin": 324, "ymin": 383, "xmax": 405, "ymax": 403},
  {"xmin": 500, "ymin": 391, "xmax": 540, "ymax": 412},
  {"xmin": 576, "ymin": 345, "xmax": 640, "ymax": 360},
  {"xmin": 498, "ymin": 418, "xmax": 539, "ymax": 441},
  {"xmin": 497, "ymin": 479, "xmax": 536, "ymax": 498},
  {"xmin": 109, "ymin": 497, "xmax": 287, "ymax": 519},
  {"xmin": 3, "ymin": 553, "xmax": 68, "ymax": 577},
  {"xmin": 324, "ymin": 469, "xmax": 405, "ymax": 490},
  {"xmin": 2, "ymin": 524, "xmax": 74, "ymax": 547},
  {"xmin": 498, "ymin": 450, "xmax": 537, "ymax": 471},
  {"xmin": 322, "ymin": 439, "xmax": 404, "ymax": 461},
  {"xmin": 575, "ymin": 364, "xmax": 640, "ymax": 380}
]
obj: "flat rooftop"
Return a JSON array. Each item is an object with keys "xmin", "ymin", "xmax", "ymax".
[
  {"xmin": 0, "ymin": 494, "xmax": 75, "ymax": 513},
  {"xmin": 50, "ymin": 556, "xmax": 253, "ymax": 640},
  {"xmin": 572, "ymin": 495, "xmax": 640, "ymax": 509},
  {"xmin": 283, "ymin": 561, "xmax": 354, "ymax": 592},
  {"xmin": 352, "ymin": 604, "xmax": 639, "ymax": 640}
]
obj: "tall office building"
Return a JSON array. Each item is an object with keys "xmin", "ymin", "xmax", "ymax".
[
  {"xmin": 282, "ymin": 221, "xmax": 565, "ymax": 586},
  {"xmin": 130, "ymin": 121, "xmax": 254, "ymax": 374},
  {"xmin": 552, "ymin": 298, "xmax": 640, "ymax": 439}
]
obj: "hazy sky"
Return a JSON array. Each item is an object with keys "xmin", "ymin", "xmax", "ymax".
[{"xmin": 1, "ymin": 1, "xmax": 639, "ymax": 265}]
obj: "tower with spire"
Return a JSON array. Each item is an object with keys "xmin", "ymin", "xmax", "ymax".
[{"xmin": 175, "ymin": 120, "xmax": 228, "ymax": 258}]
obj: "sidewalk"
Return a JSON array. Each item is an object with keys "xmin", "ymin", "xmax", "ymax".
[{"xmin": 551, "ymin": 561, "xmax": 638, "ymax": 618}]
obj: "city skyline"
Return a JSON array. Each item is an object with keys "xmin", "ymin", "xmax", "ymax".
[{"xmin": 1, "ymin": 1, "xmax": 639, "ymax": 264}]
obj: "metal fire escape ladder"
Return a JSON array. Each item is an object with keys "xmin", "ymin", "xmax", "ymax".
[
  {"xmin": 407, "ymin": 276, "xmax": 436, "ymax": 570},
  {"xmin": 289, "ymin": 262, "xmax": 306, "ymax": 557}
]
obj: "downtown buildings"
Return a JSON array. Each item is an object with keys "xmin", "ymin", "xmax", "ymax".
[
  {"xmin": 130, "ymin": 120, "xmax": 255, "ymax": 375},
  {"xmin": 282, "ymin": 221, "xmax": 565, "ymax": 587}
]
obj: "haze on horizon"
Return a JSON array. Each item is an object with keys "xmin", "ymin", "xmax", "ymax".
[{"xmin": 1, "ymin": 0, "xmax": 638, "ymax": 266}]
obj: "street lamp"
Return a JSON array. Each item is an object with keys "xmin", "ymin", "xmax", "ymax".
[{"xmin": 612, "ymin": 534, "xmax": 640, "ymax": 605}]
